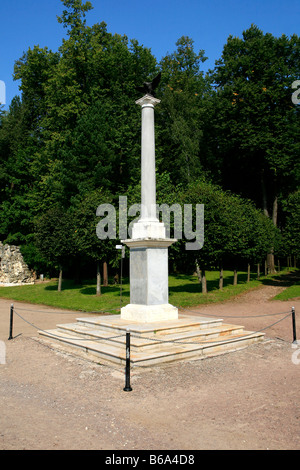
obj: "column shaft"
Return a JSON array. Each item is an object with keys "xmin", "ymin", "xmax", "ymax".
[{"xmin": 141, "ymin": 103, "xmax": 157, "ymax": 221}]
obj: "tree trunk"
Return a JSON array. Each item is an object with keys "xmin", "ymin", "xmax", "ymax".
[
  {"xmin": 58, "ymin": 267, "xmax": 63, "ymax": 292},
  {"xmin": 257, "ymin": 263, "xmax": 260, "ymax": 280},
  {"xmin": 96, "ymin": 262, "xmax": 101, "ymax": 296},
  {"xmin": 261, "ymin": 173, "xmax": 269, "ymax": 218},
  {"xmin": 272, "ymin": 195, "xmax": 278, "ymax": 226},
  {"xmin": 103, "ymin": 261, "xmax": 108, "ymax": 286},
  {"xmin": 195, "ymin": 260, "xmax": 202, "ymax": 284},
  {"xmin": 261, "ymin": 172, "xmax": 277, "ymax": 274},
  {"xmin": 233, "ymin": 268, "xmax": 238, "ymax": 286},
  {"xmin": 267, "ymin": 252, "xmax": 275, "ymax": 274},
  {"xmin": 219, "ymin": 266, "xmax": 223, "ymax": 290},
  {"xmin": 201, "ymin": 269, "xmax": 207, "ymax": 294},
  {"xmin": 267, "ymin": 194, "xmax": 278, "ymax": 274},
  {"xmin": 247, "ymin": 263, "xmax": 251, "ymax": 282}
]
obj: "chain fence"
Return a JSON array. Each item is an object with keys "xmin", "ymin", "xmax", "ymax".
[
  {"xmin": 6, "ymin": 303, "xmax": 297, "ymax": 392},
  {"xmin": 7, "ymin": 303, "xmax": 297, "ymax": 346}
]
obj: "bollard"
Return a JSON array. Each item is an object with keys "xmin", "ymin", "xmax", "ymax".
[
  {"xmin": 292, "ymin": 306, "xmax": 297, "ymax": 344},
  {"xmin": 8, "ymin": 304, "xmax": 14, "ymax": 340},
  {"xmin": 123, "ymin": 329, "xmax": 132, "ymax": 392}
]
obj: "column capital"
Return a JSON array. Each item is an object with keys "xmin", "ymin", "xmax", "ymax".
[{"xmin": 135, "ymin": 94, "xmax": 161, "ymax": 108}]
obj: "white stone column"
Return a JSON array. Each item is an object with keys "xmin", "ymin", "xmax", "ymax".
[
  {"xmin": 120, "ymin": 93, "xmax": 178, "ymax": 322},
  {"xmin": 139, "ymin": 94, "xmax": 159, "ymax": 222},
  {"xmin": 132, "ymin": 95, "xmax": 165, "ymax": 240}
]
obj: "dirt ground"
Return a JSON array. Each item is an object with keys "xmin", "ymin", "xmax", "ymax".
[{"xmin": 0, "ymin": 273, "xmax": 299, "ymax": 451}]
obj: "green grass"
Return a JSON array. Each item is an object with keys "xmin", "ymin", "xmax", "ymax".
[
  {"xmin": 272, "ymin": 281, "xmax": 300, "ymax": 301},
  {"xmin": 0, "ymin": 268, "xmax": 298, "ymax": 313},
  {"xmin": 168, "ymin": 271, "xmax": 262, "ymax": 307},
  {"xmin": 0, "ymin": 279, "xmax": 125, "ymax": 313}
]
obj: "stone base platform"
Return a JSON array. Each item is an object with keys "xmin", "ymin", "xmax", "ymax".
[{"xmin": 38, "ymin": 314, "xmax": 265, "ymax": 368}]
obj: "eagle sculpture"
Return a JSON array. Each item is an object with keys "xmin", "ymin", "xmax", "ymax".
[{"xmin": 136, "ymin": 72, "xmax": 161, "ymax": 97}]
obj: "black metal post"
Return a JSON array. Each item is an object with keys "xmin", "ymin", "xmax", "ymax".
[
  {"xmin": 8, "ymin": 303, "xmax": 14, "ymax": 340},
  {"xmin": 120, "ymin": 246, "xmax": 125, "ymax": 311},
  {"xmin": 123, "ymin": 329, "xmax": 132, "ymax": 392},
  {"xmin": 120, "ymin": 254, "xmax": 123, "ymax": 310},
  {"xmin": 292, "ymin": 306, "xmax": 297, "ymax": 343}
]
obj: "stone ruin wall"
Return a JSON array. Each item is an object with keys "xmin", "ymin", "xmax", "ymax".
[{"xmin": 0, "ymin": 242, "xmax": 34, "ymax": 286}]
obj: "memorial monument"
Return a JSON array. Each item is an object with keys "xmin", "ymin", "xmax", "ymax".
[
  {"xmin": 39, "ymin": 74, "xmax": 265, "ymax": 368},
  {"xmin": 120, "ymin": 73, "xmax": 178, "ymax": 323}
]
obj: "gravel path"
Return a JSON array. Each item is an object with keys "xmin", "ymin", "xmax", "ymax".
[{"xmin": 0, "ymin": 275, "xmax": 299, "ymax": 450}]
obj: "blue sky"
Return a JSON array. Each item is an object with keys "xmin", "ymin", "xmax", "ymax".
[{"xmin": 0, "ymin": 0, "xmax": 299, "ymax": 109}]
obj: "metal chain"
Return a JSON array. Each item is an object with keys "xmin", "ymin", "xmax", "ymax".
[
  {"xmin": 12, "ymin": 306, "xmax": 293, "ymax": 347},
  {"xmin": 13, "ymin": 309, "xmax": 125, "ymax": 342},
  {"xmin": 178, "ymin": 307, "xmax": 291, "ymax": 318}
]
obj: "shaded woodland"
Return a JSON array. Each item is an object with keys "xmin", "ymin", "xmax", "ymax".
[{"xmin": 0, "ymin": 0, "xmax": 299, "ymax": 290}]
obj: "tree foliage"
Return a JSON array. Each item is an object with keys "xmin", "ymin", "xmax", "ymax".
[
  {"xmin": 207, "ymin": 25, "xmax": 300, "ymax": 219},
  {"xmin": 0, "ymin": 2, "xmax": 299, "ymax": 284}
]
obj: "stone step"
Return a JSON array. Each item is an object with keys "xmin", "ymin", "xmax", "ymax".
[
  {"xmin": 55, "ymin": 321, "xmax": 245, "ymax": 350},
  {"xmin": 75, "ymin": 314, "xmax": 224, "ymax": 337},
  {"xmin": 39, "ymin": 328, "xmax": 127, "ymax": 366},
  {"xmin": 38, "ymin": 314, "xmax": 265, "ymax": 368},
  {"xmin": 39, "ymin": 328, "xmax": 264, "ymax": 367}
]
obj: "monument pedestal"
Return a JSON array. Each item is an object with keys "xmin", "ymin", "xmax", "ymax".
[
  {"xmin": 38, "ymin": 79, "xmax": 265, "ymax": 368},
  {"xmin": 121, "ymin": 303, "xmax": 178, "ymax": 323},
  {"xmin": 121, "ymin": 238, "xmax": 178, "ymax": 323}
]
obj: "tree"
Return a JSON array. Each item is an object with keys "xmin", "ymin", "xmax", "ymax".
[
  {"xmin": 5, "ymin": 0, "xmax": 157, "ymax": 245},
  {"xmin": 14, "ymin": 46, "xmax": 60, "ymax": 139},
  {"xmin": 207, "ymin": 25, "xmax": 300, "ymax": 271},
  {"xmin": 177, "ymin": 179, "xmax": 279, "ymax": 290},
  {"xmin": 57, "ymin": 0, "xmax": 93, "ymax": 36},
  {"xmin": 29, "ymin": 1, "xmax": 157, "ymax": 205},
  {"xmin": 72, "ymin": 188, "xmax": 116, "ymax": 295},
  {"xmin": 281, "ymin": 190, "xmax": 300, "ymax": 264},
  {"xmin": 35, "ymin": 206, "xmax": 75, "ymax": 291},
  {"xmin": 0, "ymin": 96, "xmax": 38, "ymax": 245},
  {"xmin": 158, "ymin": 37, "xmax": 208, "ymax": 183}
]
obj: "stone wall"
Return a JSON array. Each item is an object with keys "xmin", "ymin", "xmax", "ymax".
[{"xmin": 0, "ymin": 242, "xmax": 34, "ymax": 286}]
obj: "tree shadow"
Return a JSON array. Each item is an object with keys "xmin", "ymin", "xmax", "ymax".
[
  {"xmin": 169, "ymin": 273, "xmax": 250, "ymax": 294},
  {"xmin": 44, "ymin": 284, "xmax": 61, "ymax": 291},
  {"xmin": 260, "ymin": 270, "xmax": 300, "ymax": 287},
  {"xmin": 44, "ymin": 280, "xmax": 128, "ymax": 295},
  {"xmin": 44, "ymin": 279, "xmax": 82, "ymax": 291},
  {"xmin": 80, "ymin": 287, "xmax": 98, "ymax": 295},
  {"xmin": 80, "ymin": 286, "xmax": 129, "ymax": 297},
  {"xmin": 169, "ymin": 270, "xmax": 300, "ymax": 294}
]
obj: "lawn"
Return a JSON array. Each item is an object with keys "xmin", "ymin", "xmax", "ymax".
[
  {"xmin": 0, "ymin": 268, "xmax": 298, "ymax": 313},
  {"xmin": 272, "ymin": 280, "xmax": 300, "ymax": 301}
]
